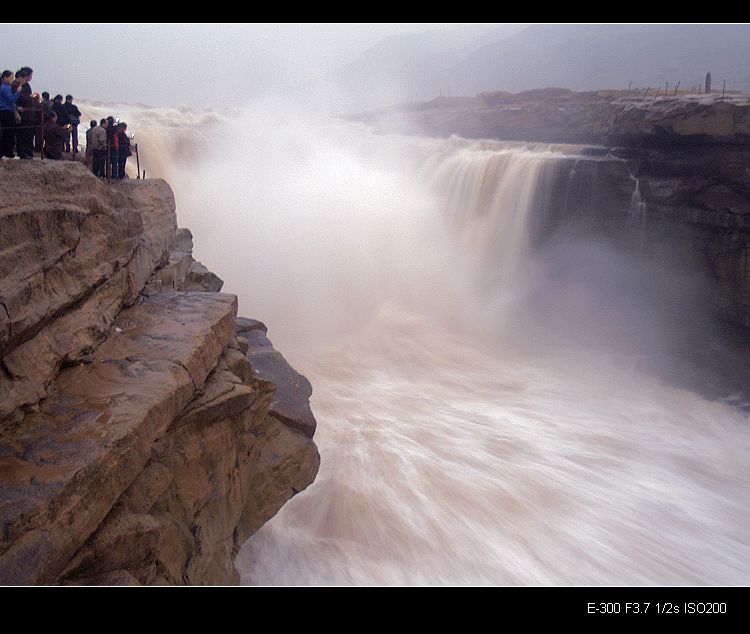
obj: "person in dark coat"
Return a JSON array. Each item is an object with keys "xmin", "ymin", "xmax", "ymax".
[
  {"xmin": 63, "ymin": 95, "xmax": 81, "ymax": 153},
  {"xmin": 18, "ymin": 66, "xmax": 44, "ymax": 158},
  {"xmin": 14, "ymin": 69, "xmax": 34, "ymax": 159},
  {"xmin": 17, "ymin": 67, "xmax": 42, "ymax": 154},
  {"xmin": 105, "ymin": 116, "xmax": 116, "ymax": 178},
  {"xmin": 37, "ymin": 92, "xmax": 53, "ymax": 152},
  {"xmin": 43, "ymin": 111, "xmax": 69, "ymax": 160},
  {"xmin": 51, "ymin": 95, "xmax": 71, "ymax": 153},
  {"xmin": 116, "ymin": 123, "xmax": 132, "ymax": 179},
  {"xmin": 51, "ymin": 94, "xmax": 69, "ymax": 124},
  {"xmin": 40, "ymin": 92, "xmax": 53, "ymax": 118}
]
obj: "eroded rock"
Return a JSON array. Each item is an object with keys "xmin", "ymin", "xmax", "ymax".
[
  {"xmin": 0, "ymin": 163, "xmax": 320, "ymax": 586},
  {"xmin": 0, "ymin": 292, "xmax": 237, "ymax": 585},
  {"xmin": 0, "ymin": 162, "xmax": 177, "ymax": 426},
  {"xmin": 186, "ymin": 261, "xmax": 224, "ymax": 293}
]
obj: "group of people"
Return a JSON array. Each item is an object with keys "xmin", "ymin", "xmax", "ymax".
[
  {"xmin": 0, "ymin": 66, "xmax": 134, "ymax": 178},
  {"xmin": 1, "ymin": 67, "xmax": 81, "ymax": 160},
  {"xmin": 85, "ymin": 117, "xmax": 132, "ymax": 179}
]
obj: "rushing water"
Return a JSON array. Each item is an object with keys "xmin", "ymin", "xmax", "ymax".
[
  {"xmin": 107, "ymin": 101, "xmax": 750, "ymax": 585},
  {"xmin": 238, "ymin": 313, "xmax": 750, "ymax": 585}
]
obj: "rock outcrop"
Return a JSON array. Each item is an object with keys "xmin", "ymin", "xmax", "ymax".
[{"xmin": 0, "ymin": 161, "xmax": 320, "ymax": 585}]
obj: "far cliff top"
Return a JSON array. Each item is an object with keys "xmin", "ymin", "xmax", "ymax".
[
  {"xmin": 347, "ymin": 87, "xmax": 750, "ymax": 147},
  {"xmin": 393, "ymin": 87, "xmax": 750, "ymax": 110}
]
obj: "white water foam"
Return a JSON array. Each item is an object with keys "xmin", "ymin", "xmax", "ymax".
[{"xmin": 124, "ymin": 103, "xmax": 750, "ymax": 585}]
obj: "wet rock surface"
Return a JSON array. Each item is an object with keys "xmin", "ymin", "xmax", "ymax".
[
  {"xmin": 0, "ymin": 162, "xmax": 319, "ymax": 585},
  {"xmin": 0, "ymin": 163, "xmax": 177, "ymax": 426}
]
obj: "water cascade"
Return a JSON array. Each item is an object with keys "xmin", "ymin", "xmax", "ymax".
[{"xmin": 125, "ymin": 110, "xmax": 750, "ymax": 585}]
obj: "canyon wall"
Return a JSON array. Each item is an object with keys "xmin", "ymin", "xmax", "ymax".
[
  {"xmin": 0, "ymin": 161, "xmax": 319, "ymax": 585},
  {"xmin": 355, "ymin": 89, "xmax": 750, "ymax": 330}
]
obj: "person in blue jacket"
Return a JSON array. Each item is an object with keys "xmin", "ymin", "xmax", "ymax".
[{"xmin": 0, "ymin": 70, "xmax": 22, "ymax": 159}]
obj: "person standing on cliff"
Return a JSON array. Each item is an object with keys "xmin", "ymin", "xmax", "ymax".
[
  {"xmin": 18, "ymin": 67, "xmax": 41, "ymax": 156},
  {"xmin": 63, "ymin": 95, "xmax": 81, "ymax": 154},
  {"xmin": 0, "ymin": 70, "xmax": 22, "ymax": 159},
  {"xmin": 110, "ymin": 121, "xmax": 121, "ymax": 179},
  {"xmin": 116, "ymin": 123, "xmax": 131, "ymax": 179},
  {"xmin": 51, "ymin": 95, "xmax": 70, "ymax": 154},
  {"xmin": 91, "ymin": 118, "xmax": 108, "ymax": 177},
  {"xmin": 37, "ymin": 91, "xmax": 53, "ymax": 153},
  {"xmin": 85, "ymin": 120, "xmax": 97, "ymax": 167},
  {"xmin": 105, "ymin": 116, "xmax": 116, "ymax": 177},
  {"xmin": 14, "ymin": 69, "xmax": 37, "ymax": 159}
]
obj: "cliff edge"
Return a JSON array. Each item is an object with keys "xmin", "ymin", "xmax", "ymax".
[
  {"xmin": 0, "ymin": 161, "xmax": 320, "ymax": 585},
  {"xmin": 351, "ymin": 88, "xmax": 750, "ymax": 146}
]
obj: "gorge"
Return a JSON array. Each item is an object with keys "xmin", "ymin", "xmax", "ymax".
[{"xmin": 1, "ymin": 88, "xmax": 749, "ymax": 585}]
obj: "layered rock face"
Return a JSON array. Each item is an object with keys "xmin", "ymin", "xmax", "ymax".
[
  {"xmin": 517, "ymin": 151, "xmax": 750, "ymax": 329},
  {"xmin": 0, "ymin": 161, "xmax": 319, "ymax": 585}
]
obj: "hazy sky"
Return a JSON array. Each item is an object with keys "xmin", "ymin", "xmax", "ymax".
[{"xmin": 0, "ymin": 23, "xmax": 462, "ymax": 107}]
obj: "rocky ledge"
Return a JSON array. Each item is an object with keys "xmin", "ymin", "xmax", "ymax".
[{"xmin": 0, "ymin": 161, "xmax": 320, "ymax": 585}]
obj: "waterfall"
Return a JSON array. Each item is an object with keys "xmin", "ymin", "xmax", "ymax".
[
  {"xmin": 105, "ymin": 102, "xmax": 749, "ymax": 585},
  {"xmin": 417, "ymin": 140, "xmax": 585, "ymax": 304},
  {"xmin": 629, "ymin": 174, "xmax": 648, "ymax": 253},
  {"xmin": 629, "ymin": 175, "xmax": 646, "ymax": 217},
  {"xmin": 424, "ymin": 144, "xmax": 556, "ymax": 281}
]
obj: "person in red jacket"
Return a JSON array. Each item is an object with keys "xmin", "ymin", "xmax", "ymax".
[{"xmin": 111, "ymin": 121, "xmax": 120, "ymax": 178}]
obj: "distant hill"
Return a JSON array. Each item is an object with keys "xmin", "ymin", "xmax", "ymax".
[
  {"xmin": 329, "ymin": 24, "xmax": 750, "ymax": 111},
  {"xmin": 327, "ymin": 24, "xmax": 527, "ymax": 110}
]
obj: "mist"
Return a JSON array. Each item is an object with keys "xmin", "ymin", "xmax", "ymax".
[{"xmin": 98, "ymin": 93, "xmax": 749, "ymax": 584}]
